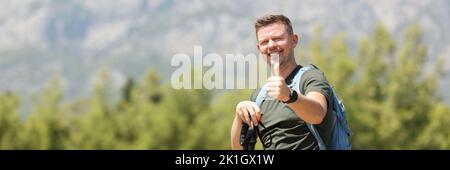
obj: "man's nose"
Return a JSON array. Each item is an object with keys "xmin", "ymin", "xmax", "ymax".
[{"xmin": 267, "ymin": 39, "xmax": 277, "ymax": 53}]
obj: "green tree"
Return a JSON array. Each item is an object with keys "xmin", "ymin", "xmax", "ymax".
[
  {"xmin": 0, "ymin": 92, "xmax": 22, "ymax": 149},
  {"xmin": 18, "ymin": 76, "xmax": 68, "ymax": 149},
  {"xmin": 66, "ymin": 68, "xmax": 117, "ymax": 149},
  {"xmin": 303, "ymin": 23, "xmax": 450, "ymax": 149}
]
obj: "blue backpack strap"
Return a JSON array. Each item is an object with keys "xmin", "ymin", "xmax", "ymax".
[
  {"xmin": 306, "ymin": 124, "xmax": 326, "ymax": 150},
  {"xmin": 255, "ymin": 85, "xmax": 268, "ymax": 108},
  {"xmin": 292, "ymin": 66, "xmax": 326, "ymax": 150}
]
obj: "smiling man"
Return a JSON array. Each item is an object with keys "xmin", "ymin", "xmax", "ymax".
[{"xmin": 230, "ymin": 14, "xmax": 335, "ymax": 150}]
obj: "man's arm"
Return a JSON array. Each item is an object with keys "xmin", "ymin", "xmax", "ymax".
[
  {"xmin": 230, "ymin": 115, "xmax": 243, "ymax": 150},
  {"xmin": 287, "ymin": 91, "xmax": 327, "ymax": 124},
  {"xmin": 230, "ymin": 101, "xmax": 261, "ymax": 150},
  {"xmin": 267, "ymin": 76, "xmax": 327, "ymax": 125}
]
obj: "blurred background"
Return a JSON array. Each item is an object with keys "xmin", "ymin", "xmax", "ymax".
[{"xmin": 0, "ymin": 0, "xmax": 449, "ymax": 149}]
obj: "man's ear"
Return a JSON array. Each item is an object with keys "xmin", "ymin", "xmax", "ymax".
[{"xmin": 292, "ymin": 33, "xmax": 299, "ymax": 47}]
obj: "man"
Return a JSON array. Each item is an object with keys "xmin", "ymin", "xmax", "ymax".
[{"xmin": 230, "ymin": 14, "xmax": 334, "ymax": 150}]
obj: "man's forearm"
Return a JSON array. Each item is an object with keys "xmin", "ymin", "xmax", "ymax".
[
  {"xmin": 287, "ymin": 92, "xmax": 327, "ymax": 125},
  {"xmin": 230, "ymin": 115, "xmax": 243, "ymax": 150}
]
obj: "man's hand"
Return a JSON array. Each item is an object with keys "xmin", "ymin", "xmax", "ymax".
[
  {"xmin": 235, "ymin": 101, "xmax": 261, "ymax": 126},
  {"xmin": 266, "ymin": 76, "xmax": 291, "ymax": 102},
  {"xmin": 232, "ymin": 101, "xmax": 260, "ymax": 150},
  {"xmin": 267, "ymin": 55, "xmax": 290, "ymax": 103}
]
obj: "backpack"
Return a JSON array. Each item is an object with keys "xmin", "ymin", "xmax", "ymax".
[{"xmin": 254, "ymin": 64, "xmax": 352, "ymax": 150}]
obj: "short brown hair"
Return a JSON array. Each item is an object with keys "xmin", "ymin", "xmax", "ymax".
[{"xmin": 255, "ymin": 14, "xmax": 293, "ymax": 37}]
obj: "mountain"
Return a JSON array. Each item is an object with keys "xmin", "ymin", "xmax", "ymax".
[{"xmin": 0, "ymin": 0, "xmax": 449, "ymax": 104}]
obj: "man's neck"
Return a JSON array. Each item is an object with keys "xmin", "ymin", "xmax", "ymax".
[{"xmin": 278, "ymin": 60, "xmax": 298, "ymax": 79}]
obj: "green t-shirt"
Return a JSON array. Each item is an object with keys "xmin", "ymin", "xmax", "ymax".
[{"xmin": 250, "ymin": 64, "xmax": 334, "ymax": 150}]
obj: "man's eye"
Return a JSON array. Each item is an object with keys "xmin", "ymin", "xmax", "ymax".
[{"xmin": 274, "ymin": 38, "xmax": 282, "ymax": 41}]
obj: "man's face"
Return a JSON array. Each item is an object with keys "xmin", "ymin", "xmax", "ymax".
[{"xmin": 256, "ymin": 23, "xmax": 298, "ymax": 66}]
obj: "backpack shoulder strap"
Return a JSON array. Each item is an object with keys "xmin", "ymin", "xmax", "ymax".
[
  {"xmin": 291, "ymin": 66, "xmax": 310, "ymax": 93},
  {"xmin": 292, "ymin": 65, "xmax": 326, "ymax": 150},
  {"xmin": 255, "ymin": 85, "xmax": 268, "ymax": 108}
]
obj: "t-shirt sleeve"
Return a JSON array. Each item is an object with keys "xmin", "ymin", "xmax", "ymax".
[{"xmin": 300, "ymin": 69, "xmax": 333, "ymax": 109}]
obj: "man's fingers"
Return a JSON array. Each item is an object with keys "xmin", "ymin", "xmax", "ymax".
[
  {"xmin": 236, "ymin": 101, "xmax": 262, "ymax": 126},
  {"xmin": 272, "ymin": 62, "xmax": 280, "ymax": 76},
  {"xmin": 236, "ymin": 101, "xmax": 264, "ymax": 126},
  {"xmin": 250, "ymin": 106, "xmax": 261, "ymax": 123},
  {"xmin": 237, "ymin": 108, "xmax": 245, "ymax": 123},
  {"xmin": 238, "ymin": 107, "xmax": 248, "ymax": 124},
  {"xmin": 247, "ymin": 106, "xmax": 259, "ymax": 126},
  {"xmin": 270, "ymin": 52, "xmax": 279, "ymax": 76},
  {"xmin": 268, "ymin": 92, "xmax": 279, "ymax": 97},
  {"xmin": 242, "ymin": 108, "xmax": 251, "ymax": 125},
  {"xmin": 268, "ymin": 76, "xmax": 283, "ymax": 82},
  {"xmin": 266, "ymin": 86, "xmax": 280, "ymax": 94},
  {"xmin": 251, "ymin": 104, "xmax": 261, "ymax": 115}
]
